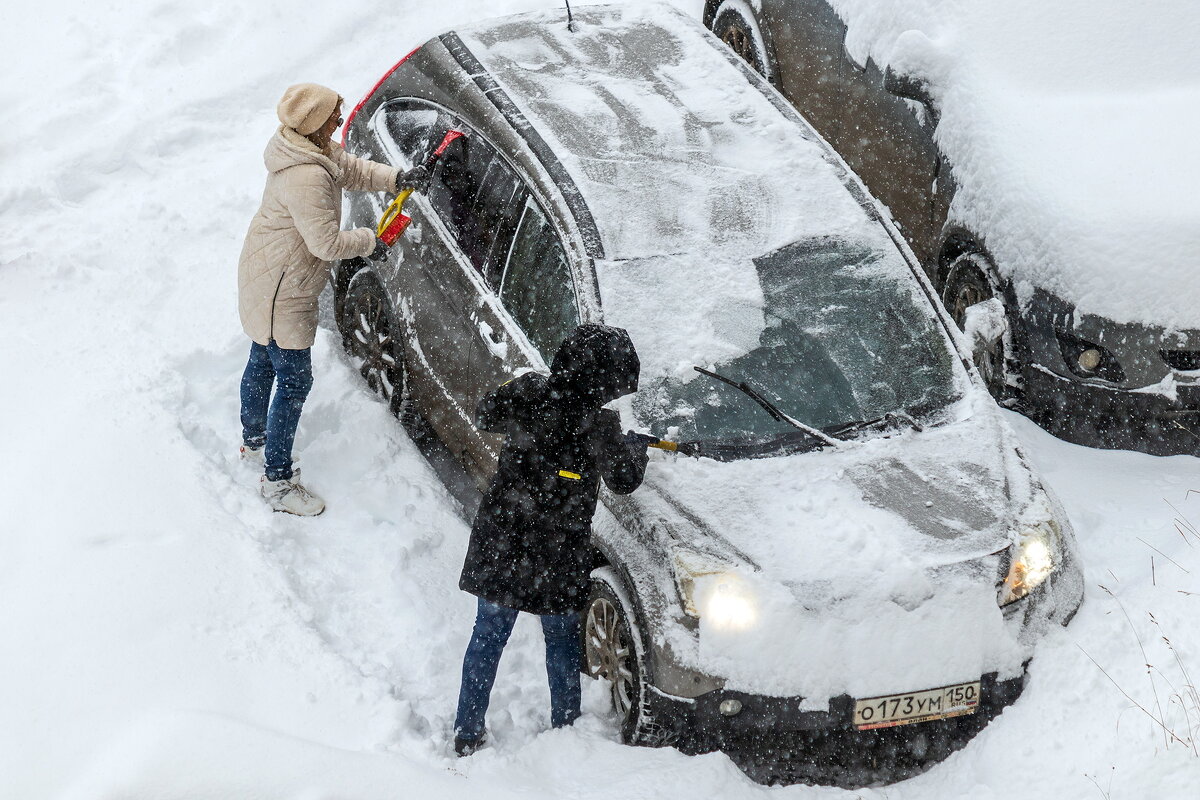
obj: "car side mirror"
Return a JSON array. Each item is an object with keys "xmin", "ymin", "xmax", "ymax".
[{"xmin": 884, "ymin": 67, "xmax": 939, "ymax": 128}]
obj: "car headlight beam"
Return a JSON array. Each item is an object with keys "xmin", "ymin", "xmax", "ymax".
[
  {"xmin": 699, "ymin": 573, "xmax": 758, "ymax": 631},
  {"xmin": 999, "ymin": 520, "xmax": 1061, "ymax": 606},
  {"xmin": 672, "ymin": 550, "xmax": 759, "ymax": 631}
]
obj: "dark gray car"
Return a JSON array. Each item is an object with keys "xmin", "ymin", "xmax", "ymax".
[
  {"xmin": 335, "ymin": 3, "xmax": 1082, "ymax": 785},
  {"xmin": 706, "ymin": 0, "xmax": 1200, "ymax": 455}
]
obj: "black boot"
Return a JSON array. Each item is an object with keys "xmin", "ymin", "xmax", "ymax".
[{"xmin": 454, "ymin": 731, "xmax": 487, "ymax": 757}]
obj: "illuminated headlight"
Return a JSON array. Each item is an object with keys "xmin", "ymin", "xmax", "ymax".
[
  {"xmin": 999, "ymin": 519, "xmax": 1062, "ymax": 606},
  {"xmin": 672, "ymin": 550, "xmax": 759, "ymax": 631}
]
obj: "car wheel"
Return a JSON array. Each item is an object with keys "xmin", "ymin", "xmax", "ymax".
[
  {"xmin": 341, "ymin": 271, "xmax": 410, "ymax": 417},
  {"xmin": 712, "ymin": 1, "xmax": 774, "ymax": 81},
  {"xmin": 331, "ymin": 257, "xmax": 362, "ymax": 332},
  {"xmin": 941, "ymin": 253, "xmax": 1018, "ymax": 403},
  {"xmin": 584, "ymin": 568, "xmax": 671, "ymax": 747}
]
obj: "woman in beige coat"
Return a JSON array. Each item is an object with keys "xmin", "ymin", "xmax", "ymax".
[{"xmin": 237, "ymin": 83, "xmax": 428, "ymax": 516}]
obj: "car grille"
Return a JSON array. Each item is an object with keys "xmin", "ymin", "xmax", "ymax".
[{"xmin": 1160, "ymin": 350, "xmax": 1200, "ymax": 371}]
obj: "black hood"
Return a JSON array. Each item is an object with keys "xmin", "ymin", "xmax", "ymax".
[{"xmin": 548, "ymin": 324, "xmax": 640, "ymax": 406}]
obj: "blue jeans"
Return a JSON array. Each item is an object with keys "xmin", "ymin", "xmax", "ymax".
[
  {"xmin": 454, "ymin": 597, "xmax": 582, "ymax": 742},
  {"xmin": 239, "ymin": 340, "xmax": 313, "ymax": 481}
]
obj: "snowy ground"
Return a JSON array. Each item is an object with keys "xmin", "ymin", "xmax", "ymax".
[{"xmin": 2, "ymin": 0, "xmax": 1197, "ymax": 797}]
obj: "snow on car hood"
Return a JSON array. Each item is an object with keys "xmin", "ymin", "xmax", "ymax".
[
  {"xmin": 457, "ymin": 3, "xmax": 862, "ymax": 261},
  {"xmin": 830, "ymin": 0, "xmax": 1200, "ymax": 329},
  {"xmin": 628, "ymin": 397, "xmax": 1036, "ymax": 699},
  {"xmin": 642, "ymin": 397, "xmax": 1026, "ymax": 588}
]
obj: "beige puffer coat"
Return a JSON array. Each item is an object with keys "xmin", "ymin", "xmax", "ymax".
[{"xmin": 238, "ymin": 126, "xmax": 398, "ymax": 350}]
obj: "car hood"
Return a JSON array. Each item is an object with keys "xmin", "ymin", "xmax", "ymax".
[
  {"xmin": 618, "ymin": 395, "xmax": 1038, "ymax": 699},
  {"xmin": 639, "ymin": 399, "xmax": 1029, "ymax": 588}
]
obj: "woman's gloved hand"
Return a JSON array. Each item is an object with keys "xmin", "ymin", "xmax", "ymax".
[
  {"xmin": 396, "ymin": 165, "xmax": 431, "ymax": 193},
  {"xmin": 368, "ymin": 237, "xmax": 390, "ymax": 262}
]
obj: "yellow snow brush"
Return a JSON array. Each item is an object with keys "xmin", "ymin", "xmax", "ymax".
[
  {"xmin": 375, "ymin": 128, "xmax": 466, "ymax": 246},
  {"xmin": 377, "ymin": 188, "xmax": 414, "ymax": 245}
]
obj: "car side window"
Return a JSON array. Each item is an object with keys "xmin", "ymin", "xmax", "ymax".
[
  {"xmin": 428, "ymin": 130, "xmax": 524, "ymax": 278},
  {"xmin": 379, "ymin": 102, "xmax": 441, "ymax": 168},
  {"xmin": 499, "ymin": 198, "xmax": 580, "ymax": 362},
  {"xmin": 376, "ymin": 100, "xmax": 526, "ymax": 282}
]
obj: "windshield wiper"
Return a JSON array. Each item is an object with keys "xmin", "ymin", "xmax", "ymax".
[
  {"xmin": 827, "ymin": 409, "xmax": 924, "ymax": 439},
  {"xmin": 693, "ymin": 366, "xmax": 841, "ymax": 449}
]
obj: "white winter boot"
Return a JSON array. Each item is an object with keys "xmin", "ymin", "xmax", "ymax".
[{"xmin": 259, "ymin": 471, "xmax": 325, "ymax": 516}]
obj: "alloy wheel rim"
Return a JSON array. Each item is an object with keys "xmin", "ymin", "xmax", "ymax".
[
  {"xmin": 950, "ymin": 283, "xmax": 986, "ymax": 326},
  {"xmin": 721, "ymin": 24, "xmax": 758, "ymax": 72},
  {"xmin": 586, "ymin": 597, "xmax": 634, "ymax": 717},
  {"xmin": 351, "ymin": 292, "xmax": 398, "ymax": 401}
]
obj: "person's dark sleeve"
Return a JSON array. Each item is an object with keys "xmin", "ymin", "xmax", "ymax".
[
  {"xmin": 596, "ymin": 410, "xmax": 648, "ymax": 495},
  {"xmin": 475, "ymin": 376, "xmax": 524, "ymax": 433}
]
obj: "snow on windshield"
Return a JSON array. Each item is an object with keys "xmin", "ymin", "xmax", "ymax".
[
  {"xmin": 458, "ymin": 4, "xmax": 880, "ymax": 260},
  {"xmin": 625, "ymin": 238, "xmax": 960, "ymax": 440},
  {"xmin": 829, "ymin": 0, "xmax": 1200, "ymax": 328}
]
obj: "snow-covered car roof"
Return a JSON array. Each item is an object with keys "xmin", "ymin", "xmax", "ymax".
[
  {"xmin": 457, "ymin": 4, "xmax": 972, "ymax": 395},
  {"xmin": 456, "ymin": 3, "xmax": 889, "ymax": 262},
  {"xmin": 829, "ymin": 0, "xmax": 1200, "ymax": 329}
]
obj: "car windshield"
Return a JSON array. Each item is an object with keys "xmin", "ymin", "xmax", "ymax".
[{"xmin": 632, "ymin": 237, "xmax": 961, "ymax": 445}]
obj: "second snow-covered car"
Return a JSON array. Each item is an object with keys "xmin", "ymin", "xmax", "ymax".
[
  {"xmin": 333, "ymin": 3, "xmax": 1084, "ymax": 784},
  {"xmin": 706, "ymin": 0, "xmax": 1200, "ymax": 455}
]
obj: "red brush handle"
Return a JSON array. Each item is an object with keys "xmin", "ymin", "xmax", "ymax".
[{"xmin": 427, "ymin": 130, "xmax": 465, "ymax": 166}]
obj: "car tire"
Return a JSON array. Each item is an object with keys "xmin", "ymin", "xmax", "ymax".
[
  {"xmin": 341, "ymin": 271, "xmax": 411, "ymax": 418},
  {"xmin": 941, "ymin": 253, "xmax": 1020, "ymax": 403},
  {"xmin": 712, "ymin": 0, "xmax": 775, "ymax": 82},
  {"xmin": 331, "ymin": 257, "xmax": 365, "ymax": 333},
  {"xmin": 583, "ymin": 568, "xmax": 670, "ymax": 747}
]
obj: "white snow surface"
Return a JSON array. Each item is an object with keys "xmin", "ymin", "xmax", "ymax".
[
  {"xmin": 3, "ymin": 1, "xmax": 1199, "ymax": 798},
  {"xmin": 828, "ymin": 0, "xmax": 1200, "ymax": 329}
]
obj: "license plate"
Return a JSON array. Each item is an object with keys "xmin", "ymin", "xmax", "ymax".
[{"xmin": 853, "ymin": 680, "xmax": 981, "ymax": 730}]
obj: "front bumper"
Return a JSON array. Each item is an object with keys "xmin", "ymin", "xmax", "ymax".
[
  {"xmin": 647, "ymin": 670, "xmax": 1025, "ymax": 785},
  {"xmin": 1022, "ymin": 365, "xmax": 1200, "ymax": 456}
]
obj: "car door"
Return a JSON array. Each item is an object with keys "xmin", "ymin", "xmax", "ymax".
[
  {"xmin": 763, "ymin": 0, "xmax": 854, "ymax": 143},
  {"xmin": 463, "ymin": 196, "xmax": 582, "ymax": 484},
  {"xmin": 761, "ymin": 1, "xmax": 944, "ymax": 267},
  {"xmin": 370, "ymin": 101, "xmax": 512, "ymax": 460},
  {"xmin": 831, "ymin": 53, "xmax": 943, "ymax": 267}
]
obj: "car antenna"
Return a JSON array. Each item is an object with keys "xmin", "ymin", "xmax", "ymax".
[{"xmin": 564, "ymin": 0, "xmax": 574, "ymax": 32}]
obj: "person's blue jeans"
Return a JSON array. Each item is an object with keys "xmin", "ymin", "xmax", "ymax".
[
  {"xmin": 454, "ymin": 596, "xmax": 582, "ymax": 742},
  {"xmin": 239, "ymin": 340, "xmax": 313, "ymax": 481}
]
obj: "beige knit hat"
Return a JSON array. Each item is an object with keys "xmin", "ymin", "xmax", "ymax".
[{"xmin": 277, "ymin": 83, "xmax": 341, "ymax": 136}]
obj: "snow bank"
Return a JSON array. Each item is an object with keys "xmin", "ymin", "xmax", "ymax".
[
  {"xmin": 828, "ymin": 0, "xmax": 1200, "ymax": 329},
  {"xmin": 59, "ymin": 711, "xmax": 520, "ymax": 800}
]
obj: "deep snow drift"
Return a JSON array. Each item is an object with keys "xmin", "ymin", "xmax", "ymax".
[{"xmin": 1, "ymin": 0, "xmax": 1198, "ymax": 797}]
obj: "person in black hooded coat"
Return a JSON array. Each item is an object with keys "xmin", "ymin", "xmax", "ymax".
[{"xmin": 452, "ymin": 324, "xmax": 648, "ymax": 755}]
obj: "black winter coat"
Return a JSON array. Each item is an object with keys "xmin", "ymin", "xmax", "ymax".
[{"xmin": 459, "ymin": 325, "xmax": 648, "ymax": 614}]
